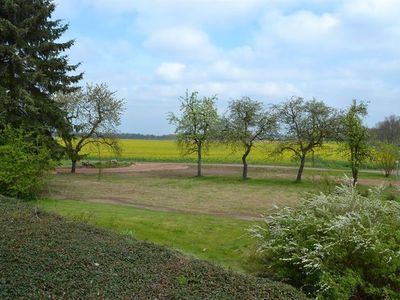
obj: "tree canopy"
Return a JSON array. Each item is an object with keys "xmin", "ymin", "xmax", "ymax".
[
  {"xmin": 168, "ymin": 90, "xmax": 218, "ymax": 177},
  {"xmin": 340, "ymin": 100, "xmax": 370, "ymax": 185},
  {"xmin": 55, "ymin": 83, "xmax": 125, "ymax": 173},
  {"xmin": 223, "ymin": 97, "xmax": 277, "ymax": 179},
  {"xmin": 274, "ymin": 97, "xmax": 339, "ymax": 181},
  {"xmin": 0, "ymin": 0, "xmax": 82, "ymax": 196},
  {"xmin": 0, "ymin": 0, "xmax": 82, "ymax": 134}
]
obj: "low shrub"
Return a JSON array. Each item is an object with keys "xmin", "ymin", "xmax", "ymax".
[
  {"xmin": 251, "ymin": 179, "xmax": 400, "ymax": 299},
  {"xmin": 373, "ymin": 143, "xmax": 400, "ymax": 177},
  {"xmin": 0, "ymin": 126, "xmax": 54, "ymax": 199}
]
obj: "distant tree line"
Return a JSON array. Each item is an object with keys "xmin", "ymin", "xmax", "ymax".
[
  {"xmin": 370, "ymin": 115, "xmax": 400, "ymax": 145},
  {"xmin": 169, "ymin": 91, "xmax": 399, "ymax": 184},
  {"xmin": 116, "ymin": 133, "xmax": 176, "ymax": 140}
]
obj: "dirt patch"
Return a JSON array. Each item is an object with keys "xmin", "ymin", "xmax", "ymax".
[{"xmin": 57, "ymin": 163, "xmax": 189, "ymax": 174}]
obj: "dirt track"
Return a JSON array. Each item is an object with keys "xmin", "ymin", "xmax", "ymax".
[{"xmin": 57, "ymin": 163, "xmax": 189, "ymax": 174}]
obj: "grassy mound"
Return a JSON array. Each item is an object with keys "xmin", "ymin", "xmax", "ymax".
[{"xmin": 0, "ymin": 197, "xmax": 305, "ymax": 299}]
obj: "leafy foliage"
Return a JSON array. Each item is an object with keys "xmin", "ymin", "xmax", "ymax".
[
  {"xmin": 222, "ymin": 97, "xmax": 278, "ymax": 179},
  {"xmin": 274, "ymin": 97, "xmax": 339, "ymax": 181},
  {"xmin": 340, "ymin": 100, "xmax": 370, "ymax": 185},
  {"xmin": 0, "ymin": 0, "xmax": 81, "ymax": 136},
  {"xmin": 0, "ymin": 197, "xmax": 306, "ymax": 299},
  {"xmin": 373, "ymin": 143, "xmax": 400, "ymax": 177},
  {"xmin": 251, "ymin": 180, "xmax": 400, "ymax": 299},
  {"xmin": 55, "ymin": 83, "xmax": 125, "ymax": 172},
  {"xmin": 168, "ymin": 90, "xmax": 218, "ymax": 176},
  {"xmin": 0, "ymin": 126, "xmax": 54, "ymax": 199}
]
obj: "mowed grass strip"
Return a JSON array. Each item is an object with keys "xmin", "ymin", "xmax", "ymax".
[
  {"xmin": 36, "ymin": 198, "xmax": 259, "ymax": 272},
  {"xmin": 44, "ymin": 167, "xmax": 316, "ymax": 216},
  {"xmin": 43, "ymin": 166, "xmax": 397, "ymax": 239}
]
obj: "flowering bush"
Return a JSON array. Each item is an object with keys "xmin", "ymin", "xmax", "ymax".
[{"xmin": 251, "ymin": 180, "xmax": 400, "ymax": 299}]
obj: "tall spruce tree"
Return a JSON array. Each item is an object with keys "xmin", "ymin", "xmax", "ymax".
[{"xmin": 0, "ymin": 0, "xmax": 82, "ymax": 136}]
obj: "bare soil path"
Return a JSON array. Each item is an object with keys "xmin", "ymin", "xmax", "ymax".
[{"xmin": 56, "ymin": 162, "xmax": 189, "ymax": 174}]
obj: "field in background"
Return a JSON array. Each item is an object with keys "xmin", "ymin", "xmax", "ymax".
[
  {"xmin": 45, "ymin": 166, "xmax": 317, "ymax": 217},
  {"xmin": 41, "ymin": 165, "xmax": 319, "ymax": 272},
  {"xmin": 79, "ymin": 139, "xmax": 370, "ymax": 169}
]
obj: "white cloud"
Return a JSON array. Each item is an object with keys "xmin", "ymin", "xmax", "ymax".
[
  {"xmin": 342, "ymin": 0, "xmax": 400, "ymax": 21},
  {"xmin": 156, "ymin": 62, "xmax": 186, "ymax": 81},
  {"xmin": 144, "ymin": 27, "xmax": 220, "ymax": 61},
  {"xmin": 92, "ymin": 0, "xmax": 265, "ymax": 29},
  {"xmin": 255, "ymin": 10, "xmax": 341, "ymax": 54},
  {"xmin": 276, "ymin": 12, "xmax": 339, "ymax": 43}
]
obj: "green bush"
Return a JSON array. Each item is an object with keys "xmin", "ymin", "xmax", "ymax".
[
  {"xmin": 251, "ymin": 180, "xmax": 400, "ymax": 299},
  {"xmin": 0, "ymin": 126, "xmax": 54, "ymax": 199},
  {"xmin": 373, "ymin": 143, "xmax": 400, "ymax": 177}
]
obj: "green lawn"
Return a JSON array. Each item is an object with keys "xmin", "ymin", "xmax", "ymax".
[
  {"xmin": 36, "ymin": 199, "xmax": 260, "ymax": 272},
  {"xmin": 38, "ymin": 165, "xmax": 399, "ymax": 274}
]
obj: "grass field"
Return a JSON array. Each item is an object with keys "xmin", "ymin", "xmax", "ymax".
[
  {"xmin": 79, "ymin": 139, "xmax": 371, "ymax": 169},
  {"xmin": 40, "ymin": 165, "xmax": 400, "ymax": 273},
  {"xmin": 39, "ymin": 165, "xmax": 318, "ymax": 272},
  {"xmin": 36, "ymin": 199, "xmax": 259, "ymax": 272},
  {"xmin": 44, "ymin": 166, "xmax": 319, "ymax": 217}
]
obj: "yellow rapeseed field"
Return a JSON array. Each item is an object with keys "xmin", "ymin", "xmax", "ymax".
[{"xmin": 81, "ymin": 139, "xmax": 349, "ymax": 168}]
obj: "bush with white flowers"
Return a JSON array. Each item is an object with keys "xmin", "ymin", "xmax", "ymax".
[{"xmin": 251, "ymin": 180, "xmax": 400, "ymax": 299}]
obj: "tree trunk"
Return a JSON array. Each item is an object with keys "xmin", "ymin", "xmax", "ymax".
[
  {"xmin": 197, "ymin": 142, "xmax": 202, "ymax": 177},
  {"xmin": 352, "ymin": 167, "xmax": 358, "ymax": 186},
  {"xmin": 296, "ymin": 154, "xmax": 306, "ymax": 182},
  {"xmin": 350, "ymin": 151, "xmax": 358, "ymax": 186},
  {"xmin": 71, "ymin": 159, "xmax": 77, "ymax": 173},
  {"xmin": 242, "ymin": 146, "xmax": 251, "ymax": 180}
]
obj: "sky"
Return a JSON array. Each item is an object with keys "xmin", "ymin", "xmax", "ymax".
[{"xmin": 54, "ymin": 0, "xmax": 400, "ymax": 134}]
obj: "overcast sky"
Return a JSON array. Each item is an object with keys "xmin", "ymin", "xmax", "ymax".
[{"xmin": 54, "ymin": 0, "xmax": 400, "ymax": 134}]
